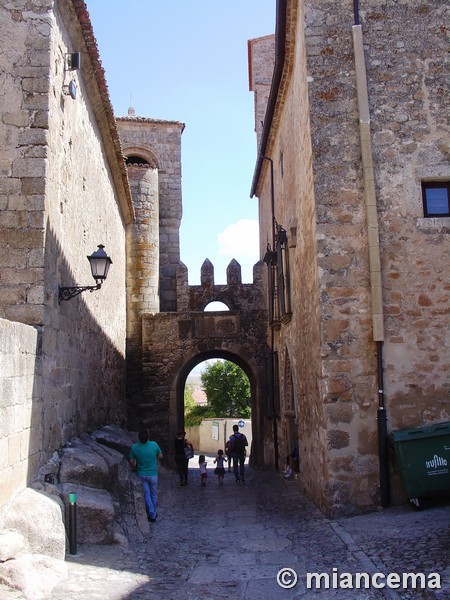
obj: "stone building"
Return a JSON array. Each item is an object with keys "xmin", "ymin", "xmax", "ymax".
[
  {"xmin": 0, "ymin": 0, "xmax": 267, "ymax": 520},
  {"xmin": 0, "ymin": 0, "xmax": 133, "ymax": 512},
  {"xmin": 1, "ymin": 0, "xmax": 448, "ymax": 525},
  {"xmin": 115, "ymin": 115, "xmax": 185, "ymax": 429},
  {"xmin": 249, "ymin": 0, "xmax": 449, "ymax": 515}
]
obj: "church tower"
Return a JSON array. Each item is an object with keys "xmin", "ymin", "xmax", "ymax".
[{"xmin": 116, "ymin": 109, "xmax": 185, "ymax": 426}]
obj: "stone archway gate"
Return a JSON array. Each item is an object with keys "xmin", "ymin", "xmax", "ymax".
[{"xmin": 128, "ymin": 259, "xmax": 272, "ymax": 467}]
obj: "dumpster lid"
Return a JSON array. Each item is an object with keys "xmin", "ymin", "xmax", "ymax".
[{"xmin": 391, "ymin": 421, "xmax": 450, "ymax": 442}]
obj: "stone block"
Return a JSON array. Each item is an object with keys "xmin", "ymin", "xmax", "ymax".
[
  {"xmin": 59, "ymin": 440, "xmax": 110, "ymax": 490},
  {"xmin": 7, "ymin": 433, "xmax": 22, "ymax": 467},
  {"xmin": 61, "ymin": 483, "xmax": 115, "ymax": 544},
  {"xmin": 20, "ymin": 177, "xmax": 46, "ymax": 194},
  {"xmin": 3, "ymin": 487, "xmax": 65, "ymax": 560},
  {"xmin": 26, "ymin": 285, "xmax": 45, "ymax": 304},
  {"xmin": 0, "ymin": 159, "xmax": 11, "ymax": 176},
  {"xmin": 2, "ymin": 112, "xmax": 31, "ymax": 127},
  {"xmin": 327, "ymin": 429, "xmax": 350, "ymax": 450},
  {"xmin": 0, "ymin": 530, "xmax": 26, "ymax": 562},
  {"xmin": 22, "ymin": 77, "xmax": 50, "ymax": 94},
  {"xmin": 0, "ymin": 177, "xmax": 21, "ymax": 194},
  {"xmin": 5, "ymin": 304, "xmax": 45, "ymax": 326},
  {"xmin": 0, "ymin": 554, "xmax": 68, "ymax": 600},
  {"xmin": 12, "ymin": 157, "xmax": 46, "ymax": 178},
  {"xmin": 18, "ymin": 128, "xmax": 48, "ymax": 146}
]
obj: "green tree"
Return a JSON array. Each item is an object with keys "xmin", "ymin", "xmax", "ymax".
[
  {"xmin": 184, "ymin": 382, "xmax": 215, "ymax": 426},
  {"xmin": 200, "ymin": 360, "xmax": 251, "ymax": 418},
  {"xmin": 184, "ymin": 383, "xmax": 196, "ymax": 413}
]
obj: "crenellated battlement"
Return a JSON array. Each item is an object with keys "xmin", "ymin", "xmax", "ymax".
[{"xmin": 176, "ymin": 258, "xmax": 265, "ymax": 312}]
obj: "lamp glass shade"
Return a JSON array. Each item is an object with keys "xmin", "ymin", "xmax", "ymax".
[{"xmin": 87, "ymin": 245, "xmax": 112, "ymax": 282}]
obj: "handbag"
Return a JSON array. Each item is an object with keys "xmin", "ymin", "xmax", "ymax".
[{"xmin": 184, "ymin": 445, "xmax": 194, "ymax": 460}]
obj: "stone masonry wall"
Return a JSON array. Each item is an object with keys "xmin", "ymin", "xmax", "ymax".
[
  {"xmin": 117, "ymin": 117, "xmax": 184, "ymax": 427},
  {"xmin": 305, "ymin": 0, "xmax": 449, "ymax": 506},
  {"xmin": 125, "ymin": 164, "xmax": 159, "ymax": 418},
  {"xmin": 0, "ymin": 0, "xmax": 49, "ymax": 325},
  {"xmin": 356, "ymin": 0, "xmax": 449, "ymax": 427},
  {"xmin": 42, "ymin": 0, "xmax": 128, "ymax": 456},
  {"xmin": 0, "ymin": 0, "xmax": 129, "ymax": 509},
  {"xmin": 135, "ymin": 261, "xmax": 269, "ymax": 464},
  {"xmin": 117, "ymin": 118, "xmax": 184, "ymax": 312},
  {"xmin": 0, "ymin": 319, "xmax": 40, "ymax": 514},
  {"xmin": 252, "ymin": 0, "xmax": 448, "ymax": 515},
  {"xmin": 254, "ymin": 1, "xmax": 327, "ymax": 509},
  {"xmin": 248, "ymin": 35, "xmax": 275, "ymax": 149},
  {"xmin": 304, "ymin": 0, "xmax": 380, "ymax": 514}
]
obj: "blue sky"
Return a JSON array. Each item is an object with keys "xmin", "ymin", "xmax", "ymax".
[{"xmin": 87, "ymin": 1, "xmax": 275, "ymax": 284}]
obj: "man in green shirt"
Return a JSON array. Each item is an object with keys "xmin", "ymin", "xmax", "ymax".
[{"xmin": 129, "ymin": 428, "xmax": 163, "ymax": 522}]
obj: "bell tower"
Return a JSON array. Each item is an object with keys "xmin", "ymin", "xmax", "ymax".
[{"xmin": 116, "ymin": 109, "xmax": 185, "ymax": 426}]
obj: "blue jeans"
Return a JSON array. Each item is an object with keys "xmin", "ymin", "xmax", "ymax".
[
  {"xmin": 232, "ymin": 454, "xmax": 245, "ymax": 481},
  {"xmin": 138, "ymin": 475, "xmax": 158, "ymax": 519}
]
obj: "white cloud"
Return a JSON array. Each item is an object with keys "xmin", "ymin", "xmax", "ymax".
[{"xmin": 217, "ymin": 219, "xmax": 259, "ymax": 259}]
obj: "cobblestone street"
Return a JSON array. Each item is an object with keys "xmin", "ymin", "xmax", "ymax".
[{"xmin": 1, "ymin": 463, "xmax": 448, "ymax": 600}]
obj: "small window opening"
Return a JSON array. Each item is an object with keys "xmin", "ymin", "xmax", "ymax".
[
  {"xmin": 204, "ymin": 301, "xmax": 229, "ymax": 312},
  {"xmin": 126, "ymin": 155, "xmax": 150, "ymax": 166},
  {"xmin": 422, "ymin": 181, "xmax": 450, "ymax": 217}
]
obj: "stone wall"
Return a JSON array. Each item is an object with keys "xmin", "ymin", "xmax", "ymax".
[
  {"xmin": 116, "ymin": 116, "xmax": 185, "ymax": 426},
  {"xmin": 0, "ymin": 0, "xmax": 49, "ymax": 325},
  {"xmin": 305, "ymin": 0, "xmax": 449, "ymax": 431},
  {"xmin": 248, "ymin": 35, "xmax": 275, "ymax": 148},
  {"xmin": 0, "ymin": 319, "xmax": 40, "ymax": 513},
  {"xmin": 117, "ymin": 117, "xmax": 185, "ymax": 312},
  {"xmin": 250, "ymin": 0, "xmax": 449, "ymax": 515},
  {"xmin": 136, "ymin": 260, "xmax": 269, "ymax": 465},
  {"xmin": 253, "ymin": 1, "xmax": 326, "ymax": 507},
  {"xmin": 0, "ymin": 1, "xmax": 131, "ymax": 510}
]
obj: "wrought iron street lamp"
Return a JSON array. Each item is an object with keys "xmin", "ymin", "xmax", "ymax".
[{"xmin": 58, "ymin": 244, "xmax": 112, "ymax": 303}]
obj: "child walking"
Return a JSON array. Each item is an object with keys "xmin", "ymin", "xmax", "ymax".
[
  {"xmin": 213, "ymin": 449, "xmax": 227, "ymax": 485},
  {"xmin": 199, "ymin": 454, "xmax": 207, "ymax": 486}
]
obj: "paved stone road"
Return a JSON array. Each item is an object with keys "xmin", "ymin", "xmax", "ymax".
[{"xmin": 1, "ymin": 462, "xmax": 448, "ymax": 599}]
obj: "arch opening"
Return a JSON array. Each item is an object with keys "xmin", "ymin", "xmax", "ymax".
[
  {"xmin": 125, "ymin": 155, "xmax": 150, "ymax": 166},
  {"xmin": 175, "ymin": 351, "xmax": 255, "ymax": 463},
  {"xmin": 204, "ymin": 301, "xmax": 230, "ymax": 312}
]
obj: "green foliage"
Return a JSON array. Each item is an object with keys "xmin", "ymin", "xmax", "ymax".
[
  {"xmin": 184, "ymin": 383, "xmax": 205, "ymax": 426},
  {"xmin": 200, "ymin": 360, "xmax": 251, "ymax": 418},
  {"xmin": 184, "ymin": 383, "xmax": 196, "ymax": 412},
  {"xmin": 184, "ymin": 404, "xmax": 215, "ymax": 427}
]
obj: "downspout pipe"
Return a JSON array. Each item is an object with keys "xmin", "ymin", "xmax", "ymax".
[
  {"xmin": 263, "ymin": 155, "xmax": 279, "ymax": 470},
  {"xmin": 353, "ymin": 0, "xmax": 360, "ymax": 25},
  {"xmin": 352, "ymin": 6, "xmax": 390, "ymax": 506}
]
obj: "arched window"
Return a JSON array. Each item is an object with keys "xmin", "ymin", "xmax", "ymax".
[
  {"xmin": 204, "ymin": 301, "xmax": 230, "ymax": 312},
  {"xmin": 125, "ymin": 155, "xmax": 150, "ymax": 166}
]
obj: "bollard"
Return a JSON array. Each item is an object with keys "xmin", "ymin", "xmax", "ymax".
[{"xmin": 68, "ymin": 492, "xmax": 77, "ymax": 555}]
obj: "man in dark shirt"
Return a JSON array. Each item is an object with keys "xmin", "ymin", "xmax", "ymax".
[{"xmin": 229, "ymin": 424, "xmax": 248, "ymax": 483}]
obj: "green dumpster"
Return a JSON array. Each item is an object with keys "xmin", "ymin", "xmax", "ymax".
[{"xmin": 391, "ymin": 421, "xmax": 450, "ymax": 508}]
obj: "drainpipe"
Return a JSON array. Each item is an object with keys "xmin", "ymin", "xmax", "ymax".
[
  {"xmin": 263, "ymin": 155, "xmax": 279, "ymax": 471},
  {"xmin": 352, "ymin": 3, "xmax": 390, "ymax": 506}
]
